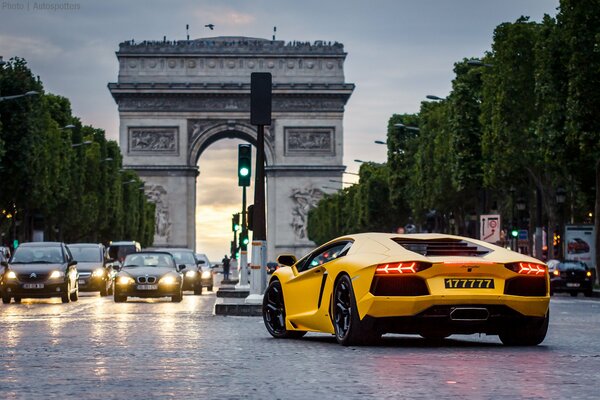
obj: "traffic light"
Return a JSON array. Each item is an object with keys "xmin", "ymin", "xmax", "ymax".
[
  {"xmin": 510, "ymin": 228, "xmax": 518, "ymax": 238},
  {"xmin": 247, "ymin": 204, "xmax": 254, "ymax": 231},
  {"xmin": 553, "ymin": 232, "xmax": 561, "ymax": 247},
  {"xmin": 240, "ymin": 232, "xmax": 249, "ymax": 247},
  {"xmin": 232, "ymin": 213, "xmax": 240, "ymax": 232},
  {"xmin": 238, "ymin": 144, "xmax": 252, "ymax": 186}
]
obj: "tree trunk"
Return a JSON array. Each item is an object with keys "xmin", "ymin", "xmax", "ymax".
[{"xmin": 595, "ymin": 159, "xmax": 600, "ymax": 285}]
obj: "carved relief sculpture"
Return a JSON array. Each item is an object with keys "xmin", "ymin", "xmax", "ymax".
[
  {"xmin": 128, "ymin": 127, "xmax": 178, "ymax": 154},
  {"xmin": 290, "ymin": 187, "xmax": 325, "ymax": 240},
  {"xmin": 285, "ymin": 127, "xmax": 334, "ymax": 155},
  {"xmin": 145, "ymin": 185, "xmax": 171, "ymax": 242}
]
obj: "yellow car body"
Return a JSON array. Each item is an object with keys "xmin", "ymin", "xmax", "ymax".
[{"xmin": 263, "ymin": 233, "xmax": 550, "ymax": 346}]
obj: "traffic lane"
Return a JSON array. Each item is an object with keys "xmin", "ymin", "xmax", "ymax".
[{"xmin": 0, "ymin": 295, "xmax": 599, "ymax": 399}]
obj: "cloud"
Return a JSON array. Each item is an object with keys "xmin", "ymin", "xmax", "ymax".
[{"xmin": 191, "ymin": 7, "xmax": 255, "ymax": 27}]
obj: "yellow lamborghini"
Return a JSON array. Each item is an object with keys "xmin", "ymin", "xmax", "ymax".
[{"xmin": 262, "ymin": 233, "xmax": 550, "ymax": 346}]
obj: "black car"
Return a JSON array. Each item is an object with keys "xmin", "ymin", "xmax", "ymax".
[
  {"xmin": 155, "ymin": 248, "xmax": 209, "ymax": 295},
  {"xmin": 67, "ymin": 243, "xmax": 114, "ymax": 296},
  {"xmin": 113, "ymin": 251, "xmax": 183, "ymax": 303},
  {"xmin": 0, "ymin": 242, "xmax": 79, "ymax": 304},
  {"xmin": 550, "ymin": 260, "xmax": 594, "ymax": 297}
]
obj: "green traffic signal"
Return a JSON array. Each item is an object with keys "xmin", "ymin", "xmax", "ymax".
[
  {"xmin": 238, "ymin": 144, "xmax": 252, "ymax": 186},
  {"xmin": 510, "ymin": 229, "xmax": 518, "ymax": 238}
]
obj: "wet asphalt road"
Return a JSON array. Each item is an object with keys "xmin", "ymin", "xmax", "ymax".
[{"xmin": 1, "ymin": 287, "xmax": 599, "ymax": 400}]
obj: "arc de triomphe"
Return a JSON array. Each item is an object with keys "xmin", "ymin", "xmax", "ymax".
[{"xmin": 108, "ymin": 36, "xmax": 354, "ymax": 260}]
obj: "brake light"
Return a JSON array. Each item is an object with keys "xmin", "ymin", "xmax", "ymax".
[
  {"xmin": 505, "ymin": 262, "xmax": 546, "ymax": 275},
  {"xmin": 375, "ymin": 262, "xmax": 431, "ymax": 275}
]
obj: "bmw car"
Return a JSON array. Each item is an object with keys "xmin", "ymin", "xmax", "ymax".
[
  {"xmin": 549, "ymin": 260, "xmax": 594, "ymax": 297},
  {"xmin": 155, "ymin": 248, "xmax": 212, "ymax": 295},
  {"xmin": 67, "ymin": 243, "xmax": 114, "ymax": 296},
  {"xmin": 1, "ymin": 242, "xmax": 79, "ymax": 304},
  {"xmin": 263, "ymin": 233, "xmax": 550, "ymax": 346},
  {"xmin": 113, "ymin": 251, "xmax": 183, "ymax": 302}
]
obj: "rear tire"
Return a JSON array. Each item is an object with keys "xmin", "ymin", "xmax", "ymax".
[
  {"xmin": 193, "ymin": 284, "xmax": 202, "ymax": 296},
  {"xmin": 13, "ymin": 297, "xmax": 21, "ymax": 304},
  {"xmin": 61, "ymin": 282, "xmax": 70, "ymax": 303},
  {"xmin": 332, "ymin": 274, "xmax": 379, "ymax": 346},
  {"xmin": 263, "ymin": 279, "xmax": 306, "ymax": 339},
  {"xmin": 207, "ymin": 285, "xmax": 213, "ymax": 292},
  {"xmin": 570, "ymin": 291, "xmax": 578, "ymax": 297},
  {"xmin": 100, "ymin": 282, "xmax": 108, "ymax": 297},
  {"xmin": 499, "ymin": 311, "xmax": 549, "ymax": 346},
  {"xmin": 2, "ymin": 296, "xmax": 10, "ymax": 304}
]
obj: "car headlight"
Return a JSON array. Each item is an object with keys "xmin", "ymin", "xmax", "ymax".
[
  {"xmin": 5, "ymin": 271, "xmax": 16, "ymax": 280},
  {"xmin": 201, "ymin": 271, "xmax": 211, "ymax": 279},
  {"xmin": 92, "ymin": 268, "xmax": 104, "ymax": 277},
  {"xmin": 160, "ymin": 275, "xmax": 176, "ymax": 285},
  {"xmin": 118, "ymin": 276, "xmax": 134, "ymax": 285},
  {"xmin": 185, "ymin": 270, "xmax": 197, "ymax": 278},
  {"xmin": 49, "ymin": 270, "xmax": 65, "ymax": 279},
  {"xmin": 586, "ymin": 271, "xmax": 592, "ymax": 277}
]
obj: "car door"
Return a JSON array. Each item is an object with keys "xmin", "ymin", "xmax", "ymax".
[{"xmin": 284, "ymin": 241, "xmax": 352, "ymax": 331}]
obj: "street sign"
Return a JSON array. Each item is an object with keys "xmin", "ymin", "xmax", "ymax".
[
  {"xmin": 480, "ymin": 214, "xmax": 501, "ymax": 243},
  {"xmin": 518, "ymin": 229, "xmax": 528, "ymax": 240}
]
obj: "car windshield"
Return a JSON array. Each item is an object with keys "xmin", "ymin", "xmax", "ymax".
[
  {"xmin": 558, "ymin": 262, "xmax": 586, "ymax": 271},
  {"xmin": 11, "ymin": 246, "xmax": 64, "ymax": 264},
  {"xmin": 123, "ymin": 253, "xmax": 175, "ymax": 269},
  {"xmin": 68, "ymin": 246, "xmax": 102, "ymax": 262},
  {"xmin": 167, "ymin": 251, "xmax": 196, "ymax": 264}
]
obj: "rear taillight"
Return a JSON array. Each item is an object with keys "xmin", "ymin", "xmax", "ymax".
[
  {"xmin": 375, "ymin": 262, "xmax": 431, "ymax": 275},
  {"xmin": 505, "ymin": 262, "xmax": 546, "ymax": 276}
]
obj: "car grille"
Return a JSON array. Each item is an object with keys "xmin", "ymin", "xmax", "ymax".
[
  {"xmin": 392, "ymin": 238, "xmax": 490, "ymax": 257},
  {"xmin": 370, "ymin": 276, "xmax": 429, "ymax": 296},
  {"xmin": 137, "ymin": 276, "xmax": 157, "ymax": 284},
  {"xmin": 17, "ymin": 273, "xmax": 50, "ymax": 282},
  {"xmin": 79, "ymin": 272, "xmax": 92, "ymax": 278},
  {"xmin": 504, "ymin": 277, "xmax": 547, "ymax": 296}
]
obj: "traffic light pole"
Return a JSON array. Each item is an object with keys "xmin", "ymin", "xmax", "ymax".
[{"xmin": 237, "ymin": 186, "xmax": 249, "ymax": 288}]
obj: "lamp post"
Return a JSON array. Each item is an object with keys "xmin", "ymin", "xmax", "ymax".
[
  {"xmin": 374, "ymin": 140, "xmax": 387, "ymax": 145},
  {"xmin": 0, "ymin": 91, "xmax": 39, "ymax": 103},
  {"xmin": 426, "ymin": 95, "xmax": 446, "ymax": 101},
  {"xmin": 71, "ymin": 140, "xmax": 92, "ymax": 148},
  {"xmin": 467, "ymin": 59, "xmax": 494, "ymax": 68}
]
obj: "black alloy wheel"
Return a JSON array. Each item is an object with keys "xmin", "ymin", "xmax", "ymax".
[
  {"xmin": 332, "ymin": 274, "xmax": 378, "ymax": 346},
  {"xmin": 262, "ymin": 279, "xmax": 305, "ymax": 339}
]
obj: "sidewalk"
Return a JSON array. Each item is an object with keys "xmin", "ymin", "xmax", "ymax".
[{"xmin": 213, "ymin": 272, "xmax": 262, "ymax": 316}]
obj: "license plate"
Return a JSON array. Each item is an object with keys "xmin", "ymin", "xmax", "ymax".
[
  {"xmin": 444, "ymin": 278, "xmax": 494, "ymax": 289},
  {"xmin": 137, "ymin": 284, "xmax": 158, "ymax": 290},
  {"xmin": 78, "ymin": 279, "xmax": 86, "ymax": 285},
  {"xmin": 566, "ymin": 282, "xmax": 580, "ymax": 288},
  {"xmin": 23, "ymin": 283, "xmax": 44, "ymax": 289}
]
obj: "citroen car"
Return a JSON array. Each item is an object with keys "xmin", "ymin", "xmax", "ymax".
[
  {"xmin": 263, "ymin": 233, "xmax": 550, "ymax": 346},
  {"xmin": 1, "ymin": 242, "xmax": 79, "ymax": 304},
  {"xmin": 155, "ymin": 248, "xmax": 212, "ymax": 295},
  {"xmin": 67, "ymin": 243, "xmax": 114, "ymax": 296},
  {"xmin": 113, "ymin": 251, "xmax": 183, "ymax": 302}
]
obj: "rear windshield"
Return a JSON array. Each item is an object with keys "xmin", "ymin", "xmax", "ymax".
[
  {"xmin": 558, "ymin": 262, "xmax": 587, "ymax": 271},
  {"xmin": 69, "ymin": 246, "xmax": 102, "ymax": 263},
  {"xmin": 108, "ymin": 245, "xmax": 137, "ymax": 261}
]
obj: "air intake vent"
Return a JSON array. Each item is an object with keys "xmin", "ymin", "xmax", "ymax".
[{"xmin": 392, "ymin": 238, "xmax": 491, "ymax": 257}]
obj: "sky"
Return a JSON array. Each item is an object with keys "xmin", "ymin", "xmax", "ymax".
[{"xmin": 0, "ymin": 0, "xmax": 560, "ymax": 260}]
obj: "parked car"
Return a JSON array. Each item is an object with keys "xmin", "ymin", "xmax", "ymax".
[
  {"xmin": 1, "ymin": 242, "xmax": 79, "ymax": 304},
  {"xmin": 550, "ymin": 260, "xmax": 594, "ymax": 297},
  {"xmin": 155, "ymin": 248, "xmax": 210, "ymax": 295},
  {"xmin": 113, "ymin": 251, "xmax": 183, "ymax": 303},
  {"xmin": 194, "ymin": 253, "xmax": 215, "ymax": 291},
  {"xmin": 107, "ymin": 241, "xmax": 141, "ymax": 268},
  {"xmin": 67, "ymin": 243, "xmax": 114, "ymax": 296},
  {"xmin": 0, "ymin": 246, "xmax": 11, "ymax": 260},
  {"xmin": 266, "ymin": 262, "xmax": 279, "ymax": 275}
]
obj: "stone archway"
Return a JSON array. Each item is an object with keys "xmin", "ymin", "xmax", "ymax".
[{"xmin": 109, "ymin": 36, "xmax": 354, "ymax": 260}]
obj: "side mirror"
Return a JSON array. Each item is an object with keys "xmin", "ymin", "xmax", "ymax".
[
  {"xmin": 277, "ymin": 254, "xmax": 297, "ymax": 267},
  {"xmin": 68, "ymin": 260, "xmax": 78, "ymax": 267},
  {"xmin": 197, "ymin": 259, "xmax": 206, "ymax": 265},
  {"xmin": 177, "ymin": 264, "xmax": 186, "ymax": 272}
]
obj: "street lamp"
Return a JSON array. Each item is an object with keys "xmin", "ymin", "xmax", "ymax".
[
  {"xmin": 556, "ymin": 187, "xmax": 566, "ymax": 259},
  {"xmin": 467, "ymin": 59, "xmax": 494, "ymax": 67},
  {"xmin": 374, "ymin": 140, "xmax": 387, "ymax": 145},
  {"xmin": 60, "ymin": 124, "xmax": 76, "ymax": 130},
  {"xmin": 329, "ymin": 179, "xmax": 355, "ymax": 185},
  {"xmin": 394, "ymin": 123, "xmax": 420, "ymax": 132},
  {"xmin": 343, "ymin": 171, "xmax": 359, "ymax": 176},
  {"xmin": 426, "ymin": 95, "xmax": 446, "ymax": 101},
  {"xmin": 122, "ymin": 179, "xmax": 137, "ymax": 185},
  {"xmin": 0, "ymin": 90, "xmax": 39, "ymax": 102},
  {"xmin": 556, "ymin": 187, "xmax": 566, "ymax": 204},
  {"xmin": 71, "ymin": 140, "xmax": 92, "ymax": 148}
]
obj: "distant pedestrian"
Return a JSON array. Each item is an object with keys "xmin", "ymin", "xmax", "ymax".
[{"xmin": 222, "ymin": 255, "xmax": 231, "ymax": 281}]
